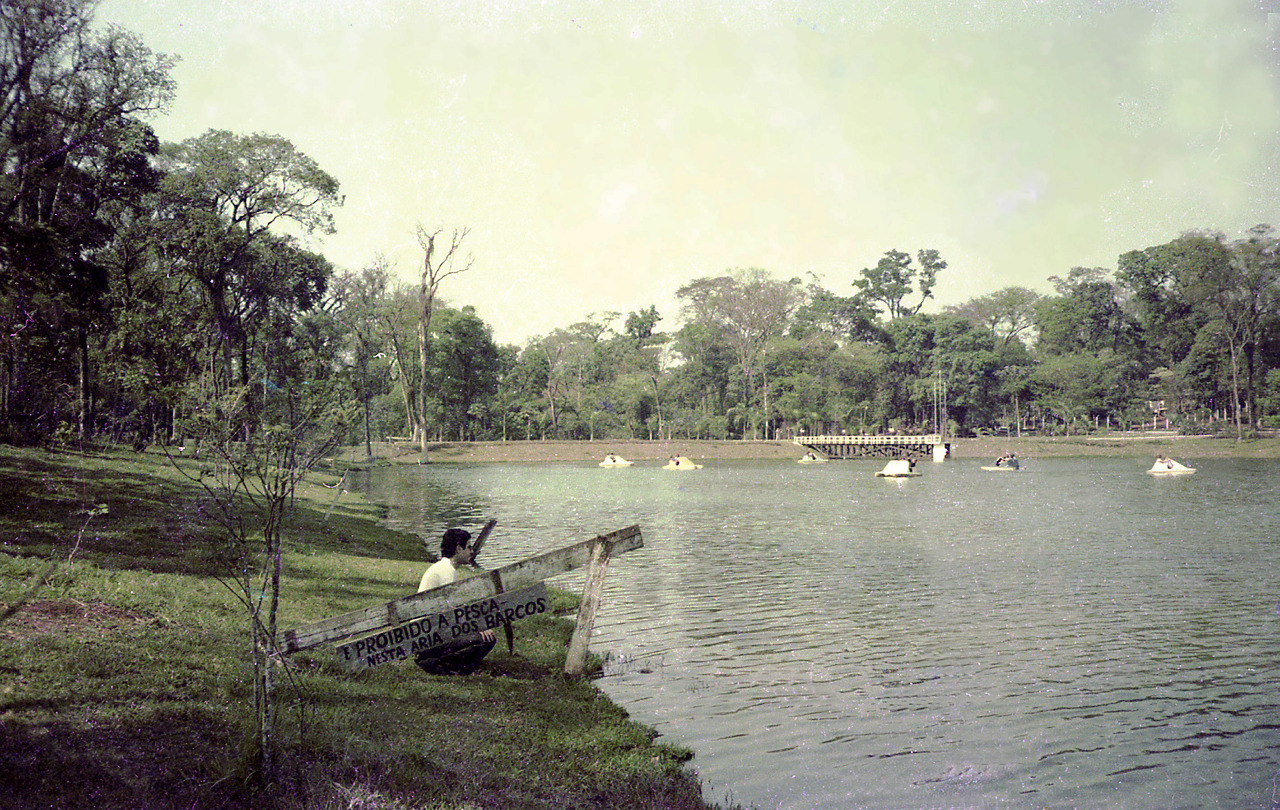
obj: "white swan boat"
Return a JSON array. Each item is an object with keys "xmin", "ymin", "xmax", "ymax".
[
  {"xmin": 598, "ymin": 456, "xmax": 634, "ymax": 467},
  {"xmin": 875, "ymin": 459, "xmax": 920, "ymax": 477},
  {"xmin": 1147, "ymin": 458, "xmax": 1195, "ymax": 475},
  {"xmin": 662, "ymin": 455, "xmax": 702, "ymax": 470}
]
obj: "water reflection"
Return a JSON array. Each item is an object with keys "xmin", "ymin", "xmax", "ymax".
[{"xmin": 350, "ymin": 456, "xmax": 1280, "ymax": 809}]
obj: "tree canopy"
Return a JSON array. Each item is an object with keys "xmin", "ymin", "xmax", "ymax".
[{"xmin": 3, "ymin": 3, "xmax": 1279, "ymax": 452}]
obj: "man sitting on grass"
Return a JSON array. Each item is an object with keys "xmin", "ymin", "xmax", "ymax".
[{"xmin": 415, "ymin": 527, "xmax": 497, "ymax": 676}]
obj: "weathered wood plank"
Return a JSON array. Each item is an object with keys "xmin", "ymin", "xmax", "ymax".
[
  {"xmin": 334, "ymin": 583, "xmax": 549, "ymax": 673},
  {"xmin": 279, "ymin": 525, "xmax": 643, "ymax": 654},
  {"xmin": 563, "ymin": 538, "xmax": 615, "ymax": 677}
]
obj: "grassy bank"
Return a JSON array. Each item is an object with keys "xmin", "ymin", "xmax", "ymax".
[
  {"xmin": 345, "ymin": 432, "xmax": 1280, "ymax": 465},
  {"xmin": 0, "ymin": 445, "xmax": 731, "ymax": 810}
]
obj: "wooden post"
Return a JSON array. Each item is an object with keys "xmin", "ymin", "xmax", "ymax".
[
  {"xmin": 563, "ymin": 536, "xmax": 615, "ymax": 677},
  {"xmin": 488, "ymin": 569, "xmax": 516, "ymax": 655}
]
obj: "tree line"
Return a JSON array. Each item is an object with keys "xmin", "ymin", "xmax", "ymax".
[{"xmin": 5, "ymin": 1, "xmax": 1280, "ymax": 459}]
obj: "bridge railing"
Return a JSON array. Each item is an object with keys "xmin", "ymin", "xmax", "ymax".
[{"xmin": 795, "ymin": 434, "xmax": 942, "ymax": 446}]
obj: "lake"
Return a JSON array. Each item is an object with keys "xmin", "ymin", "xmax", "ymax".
[{"xmin": 348, "ymin": 455, "xmax": 1280, "ymax": 810}]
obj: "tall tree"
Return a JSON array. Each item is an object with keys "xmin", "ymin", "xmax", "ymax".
[
  {"xmin": 676, "ymin": 268, "xmax": 804, "ymax": 438},
  {"xmin": 1172, "ymin": 229, "xmax": 1279, "ymax": 438},
  {"xmin": 413, "ymin": 224, "xmax": 472, "ymax": 462},
  {"xmin": 330, "ymin": 257, "xmax": 390, "ymax": 460},
  {"xmin": 376, "ymin": 282, "xmax": 422, "ymax": 439},
  {"xmin": 1219, "ymin": 225, "xmax": 1280, "ymax": 432},
  {"xmin": 1034, "ymin": 268, "xmax": 1136, "ymax": 357},
  {"xmin": 1, "ymin": 0, "xmax": 175, "ymax": 443},
  {"xmin": 764, "ymin": 333, "xmax": 882, "ymax": 436},
  {"xmin": 156, "ymin": 130, "xmax": 340, "ymax": 395},
  {"xmin": 945, "ymin": 286, "xmax": 1041, "ymax": 348},
  {"xmin": 930, "ymin": 315, "xmax": 1003, "ymax": 432},
  {"xmin": 528, "ymin": 328, "xmax": 579, "ymax": 438},
  {"xmin": 97, "ymin": 216, "xmax": 205, "ymax": 447},
  {"xmin": 431, "ymin": 306, "xmax": 499, "ymax": 441},
  {"xmin": 791, "ymin": 281, "xmax": 881, "ymax": 343},
  {"xmin": 878, "ymin": 314, "xmax": 937, "ymax": 431},
  {"xmin": 1029, "ymin": 350, "xmax": 1130, "ymax": 434},
  {"xmin": 853, "ymin": 248, "xmax": 947, "ymax": 321},
  {"xmin": 670, "ymin": 319, "xmax": 735, "ymax": 436},
  {"xmin": 153, "ymin": 133, "xmax": 343, "ymax": 787},
  {"xmin": 505, "ymin": 342, "xmax": 551, "ymax": 439},
  {"xmin": 1117, "ymin": 243, "xmax": 1202, "ymax": 372},
  {"xmin": 624, "ymin": 305, "xmax": 661, "ymax": 342}
]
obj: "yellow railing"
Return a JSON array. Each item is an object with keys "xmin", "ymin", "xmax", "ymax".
[{"xmin": 795, "ymin": 434, "xmax": 942, "ymax": 446}]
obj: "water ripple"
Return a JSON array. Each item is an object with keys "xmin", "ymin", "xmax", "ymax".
[{"xmin": 356, "ymin": 457, "xmax": 1280, "ymax": 810}]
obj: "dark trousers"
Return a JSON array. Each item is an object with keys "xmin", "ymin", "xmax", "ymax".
[{"xmin": 414, "ymin": 637, "xmax": 497, "ymax": 676}]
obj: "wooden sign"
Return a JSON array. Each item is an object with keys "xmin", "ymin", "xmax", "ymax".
[
  {"xmin": 279, "ymin": 525, "xmax": 643, "ymax": 655},
  {"xmin": 334, "ymin": 583, "xmax": 548, "ymax": 673}
]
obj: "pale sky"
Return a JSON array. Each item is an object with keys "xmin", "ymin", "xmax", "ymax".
[{"xmin": 97, "ymin": 0, "xmax": 1280, "ymax": 346}]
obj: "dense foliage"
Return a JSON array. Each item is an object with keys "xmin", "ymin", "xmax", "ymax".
[{"xmin": 4, "ymin": 1, "xmax": 1279, "ymax": 453}]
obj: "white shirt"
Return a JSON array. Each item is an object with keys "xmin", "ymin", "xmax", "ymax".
[{"xmin": 418, "ymin": 558, "xmax": 456, "ymax": 592}]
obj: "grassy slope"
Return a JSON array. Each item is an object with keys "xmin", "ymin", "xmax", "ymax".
[{"xmin": 0, "ymin": 445, "xmax": 723, "ymax": 810}]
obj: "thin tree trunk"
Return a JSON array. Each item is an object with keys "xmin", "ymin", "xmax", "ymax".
[
  {"xmin": 545, "ymin": 387, "xmax": 558, "ymax": 437},
  {"xmin": 360, "ymin": 355, "xmax": 373, "ymax": 461},
  {"xmin": 1227, "ymin": 335, "xmax": 1243, "ymax": 442},
  {"xmin": 77, "ymin": 327, "xmax": 91, "ymax": 441},
  {"xmin": 417, "ymin": 285, "xmax": 434, "ymax": 464},
  {"xmin": 261, "ymin": 531, "xmax": 282, "ymax": 784}
]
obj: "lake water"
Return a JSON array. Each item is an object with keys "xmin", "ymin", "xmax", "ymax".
[{"xmin": 348, "ymin": 455, "xmax": 1280, "ymax": 810}]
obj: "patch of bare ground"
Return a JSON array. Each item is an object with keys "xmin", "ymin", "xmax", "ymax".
[{"xmin": 0, "ymin": 599, "xmax": 153, "ymax": 639}]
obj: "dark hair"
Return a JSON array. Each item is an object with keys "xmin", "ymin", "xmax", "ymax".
[{"xmin": 441, "ymin": 527, "xmax": 472, "ymax": 559}]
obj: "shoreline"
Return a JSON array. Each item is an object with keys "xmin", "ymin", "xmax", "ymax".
[
  {"xmin": 0, "ymin": 445, "xmax": 721, "ymax": 810},
  {"xmin": 343, "ymin": 433, "xmax": 1280, "ymax": 465}
]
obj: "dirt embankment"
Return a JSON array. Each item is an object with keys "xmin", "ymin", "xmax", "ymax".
[
  {"xmin": 366, "ymin": 438, "xmax": 803, "ymax": 464},
  {"xmin": 952, "ymin": 433, "xmax": 1280, "ymax": 460},
  {"xmin": 345, "ymin": 434, "xmax": 1280, "ymax": 464}
]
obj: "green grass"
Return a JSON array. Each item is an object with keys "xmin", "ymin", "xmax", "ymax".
[{"xmin": 0, "ymin": 444, "xmax": 732, "ymax": 810}]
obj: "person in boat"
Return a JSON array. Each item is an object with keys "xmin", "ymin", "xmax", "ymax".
[
  {"xmin": 415, "ymin": 527, "xmax": 496, "ymax": 676},
  {"xmin": 993, "ymin": 451, "xmax": 1019, "ymax": 469},
  {"xmin": 906, "ymin": 455, "xmax": 917, "ymax": 471},
  {"xmin": 1155, "ymin": 454, "xmax": 1174, "ymax": 469},
  {"xmin": 605, "ymin": 453, "xmax": 617, "ymax": 463}
]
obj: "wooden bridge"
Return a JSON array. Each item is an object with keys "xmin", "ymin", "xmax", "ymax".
[{"xmin": 794, "ymin": 434, "xmax": 949, "ymax": 460}]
